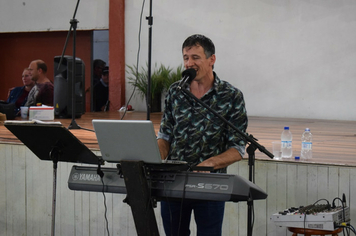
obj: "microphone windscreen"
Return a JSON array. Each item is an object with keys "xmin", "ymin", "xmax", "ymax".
[{"xmin": 182, "ymin": 68, "xmax": 196, "ymax": 82}]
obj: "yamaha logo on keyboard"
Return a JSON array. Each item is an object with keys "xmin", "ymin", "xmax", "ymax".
[{"xmin": 72, "ymin": 172, "xmax": 101, "ymax": 182}]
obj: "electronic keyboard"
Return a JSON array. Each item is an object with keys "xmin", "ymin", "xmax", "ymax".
[{"xmin": 68, "ymin": 165, "xmax": 267, "ymax": 202}]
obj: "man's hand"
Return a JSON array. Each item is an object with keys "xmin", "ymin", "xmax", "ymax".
[
  {"xmin": 157, "ymin": 138, "xmax": 170, "ymax": 160},
  {"xmin": 197, "ymin": 148, "xmax": 242, "ymax": 171},
  {"xmin": 7, "ymin": 87, "xmax": 15, "ymax": 98}
]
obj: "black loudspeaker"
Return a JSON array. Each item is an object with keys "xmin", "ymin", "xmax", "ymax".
[
  {"xmin": 0, "ymin": 101, "xmax": 16, "ymax": 120},
  {"xmin": 54, "ymin": 56, "xmax": 85, "ymax": 118}
]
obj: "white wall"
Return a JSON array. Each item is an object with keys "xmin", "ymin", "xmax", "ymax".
[
  {"xmin": 1, "ymin": 0, "xmax": 355, "ymax": 120},
  {"xmin": 125, "ymin": 0, "xmax": 356, "ymax": 121},
  {"xmin": 93, "ymin": 30, "xmax": 109, "ymax": 64},
  {"xmin": 0, "ymin": 0, "xmax": 108, "ymax": 32}
]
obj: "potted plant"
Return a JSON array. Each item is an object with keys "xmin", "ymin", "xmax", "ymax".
[{"xmin": 126, "ymin": 63, "xmax": 183, "ymax": 112}]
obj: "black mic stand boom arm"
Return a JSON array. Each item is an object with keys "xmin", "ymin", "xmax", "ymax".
[{"xmin": 179, "ymin": 87, "xmax": 273, "ymax": 159}]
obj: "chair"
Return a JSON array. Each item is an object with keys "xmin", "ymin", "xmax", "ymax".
[{"xmin": 288, "ymin": 227, "xmax": 343, "ymax": 236}]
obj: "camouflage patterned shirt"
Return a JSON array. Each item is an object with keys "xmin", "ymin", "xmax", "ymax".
[{"xmin": 158, "ymin": 73, "xmax": 248, "ymax": 173}]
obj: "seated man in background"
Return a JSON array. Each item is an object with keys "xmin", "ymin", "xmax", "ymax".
[
  {"xmin": 93, "ymin": 66, "xmax": 109, "ymax": 111},
  {"xmin": 93, "ymin": 59, "xmax": 106, "ymax": 86},
  {"xmin": 6, "ymin": 68, "xmax": 35, "ymax": 114},
  {"xmin": 85, "ymin": 59, "xmax": 106, "ymax": 96},
  {"xmin": 25, "ymin": 60, "xmax": 54, "ymax": 107}
]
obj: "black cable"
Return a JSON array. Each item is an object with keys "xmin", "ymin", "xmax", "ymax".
[
  {"xmin": 251, "ymin": 194, "xmax": 255, "ymax": 230},
  {"xmin": 144, "ymin": 175, "xmax": 151, "ymax": 233},
  {"xmin": 312, "ymin": 198, "xmax": 330, "ymax": 207},
  {"xmin": 162, "ymin": 179, "xmax": 174, "ymax": 236},
  {"xmin": 342, "ymin": 222, "xmax": 348, "ymax": 236},
  {"xmin": 145, "ymin": 170, "xmax": 159, "ymax": 234},
  {"xmin": 177, "ymin": 170, "xmax": 190, "ymax": 236},
  {"xmin": 100, "ymin": 177, "xmax": 110, "ymax": 236},
  {"xmin": 121, "ymin": 0, "xmax": 145, "ymax": 120},
  {"xmin": 300, "ymin": 198, "xmax": 346, "ymax": 235},
  {"xmin": 97, "ymin": 165, "xmax": 110, "ymax": 236},
  {"xmin": 339, "ymin": 225, "xmax": 356, "ymax": 235},
  {"xmin": 162, "ymin": 164, "xmax": 195, "ymax": 236},
  {"xmin": 160, "ymin": 168, "xmax": 190, "ymax": 236},
  {"xmin": 350, "ymin": 225, "xmax": 356, "ymax": 235},
  {"xmin": 300, "ymin": 198, "xmax": 331, "ymax": 234},
  {"xmin": 332, "ymin": 197, "xmax": 347, "ymax": 236}
]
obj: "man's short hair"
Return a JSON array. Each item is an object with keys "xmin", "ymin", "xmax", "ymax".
[
  {"xmin": 93, "ymin": 59, "xmax": 106, "ymax": 68},
  {"xmin": 182, "ymin": 34, "xmax": 215, "ymax": 58},
  {"xmin": 36, "ymin": 60, "xmax": 47, "ymax": 73}
]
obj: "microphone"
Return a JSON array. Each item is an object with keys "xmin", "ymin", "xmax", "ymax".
[{"xmin": 177, "ymin": 68, "xmax": 196, "ymax": 90}]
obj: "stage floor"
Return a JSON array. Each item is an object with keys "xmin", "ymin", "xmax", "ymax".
[{"xmin": 1, "ymin": 111, "xmax": 355, "ymax": 167}]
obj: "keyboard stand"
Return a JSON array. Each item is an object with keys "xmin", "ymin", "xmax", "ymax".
[
  {"xmin": 4, "ymin": 121, "xmax": 102, "ymax": 236},
  {"xmin": 120, "ymin": 160, "xmax": 160, "ymax": 236}
]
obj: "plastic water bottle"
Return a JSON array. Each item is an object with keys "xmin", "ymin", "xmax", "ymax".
[
  {"xmin": 281, "ymin": 127, "xmax": 292, "ymax": 158},
  {"xmin": 301, "ymin": 128, "xmax": 312, "ymax": 159}
]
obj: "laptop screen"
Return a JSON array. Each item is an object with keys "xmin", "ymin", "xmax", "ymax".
[{"xmin": 92, "ymin": 119, "xmax": 162, "ymax": 164}]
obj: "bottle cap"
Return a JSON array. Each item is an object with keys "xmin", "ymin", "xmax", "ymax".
[
  {"xmin": 305, "ymin": 128, "xmax": 310, "ymax": 131},
  {"xmin": 295, "ymin": 156, "xmax": 300, "ymax": 160},
  {"xmin": 284, "ymin": 127, "xmax": 289, "ymax": 130}
]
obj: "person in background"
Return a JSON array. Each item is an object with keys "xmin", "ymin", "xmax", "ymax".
[
  {"xmin": 93, "ymin": 66, "xmax": 109, "ymax": 111},
  {"xmin": 6, "ymin": 68, "xmax": 35, "ymax": 114},
  {"xmin": 93, "ymin": 59, "xmax": 106, "ymax": 86},
  {"xmin": 157, "ymin": 34, "xmax": 248, "ymax": 236},
  {"xmin": 25, "ymin": 60, "xmax": 54, "ymax": 106}
]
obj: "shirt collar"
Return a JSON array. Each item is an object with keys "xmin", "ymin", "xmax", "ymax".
[
  {"xmin": 186, "ymin": 72, "xmax": 220, "ymax": 100},
  {"xmin": 212, "ymin": 72, "xmax": 221, "ymax": 91},
  {"xmin": 205, "ymin": 72, "xmax": 220, "ymax": 95},
  {"xmin": 100, "ymin": 78, "xmax": 108, "ymax": 87}
]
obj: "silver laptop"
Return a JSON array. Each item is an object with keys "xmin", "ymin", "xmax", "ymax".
[{"xmin": 92, "ymin": 119, "xmax": 186, "ymax": 164}]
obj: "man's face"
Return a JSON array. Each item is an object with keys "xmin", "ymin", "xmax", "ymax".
[
  {"xmin": 22, "ymin": 70, "xmax": 34, "ymax": 86},
  {"xmin": 94, "ymin": 65, "xmax": 104, "ymax": 78},
  {"xmin": 28, "ymin": 61, "xmax": 39, "ymax": 82},
  {"xmin": 183, "ymin": 45, "xmax": 215, "ymax": 81},
  {"xmin": 102, "ymin": 73, "xmax": 109, "ymax": 84}
]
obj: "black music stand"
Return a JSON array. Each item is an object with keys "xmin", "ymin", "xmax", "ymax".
[
  {"xmin": 4, "ymin": 121, "xmax": 102, "ymax": 236},
  {"xmin": 120, "ymin": 160, "xmax": 159, "ymax": 236}
]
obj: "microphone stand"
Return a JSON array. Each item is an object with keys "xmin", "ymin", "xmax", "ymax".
[
  {"xmin": 145, "ymin": 0, "xmax": 153, "ymax": 120},
  {"xmin": 57, "ymin": 0, "xmax": 82, "ymax": 130},
  {"xmin": 178, "ymin": 86, "xmax": 273, "ymax": 236}
]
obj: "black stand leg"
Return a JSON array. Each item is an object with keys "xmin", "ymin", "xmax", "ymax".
[
  {"xmin": 146, "ymin": 0, "xmax": 153, "ymax": 120},
  {"xmin": 246, "ymin": 143, "xmax": 257, "ymax": 236},
  {"xmin": 49, "ymin": 147, "xmax": 60, "ymax": 236},
  {"xmin": 57, "ymin": 0, "xmax": 83, "ymax": 129},
  {"xmin": 68, "ymin": 17, "xmax": 80, "ymax": 129},
  {"xmin": 51, "ymin": 161, "xmax": 58, "ymax": 236},
  {"xmin": 120, "ymin": 161, "xmax": 159, "ymax": 236}
]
